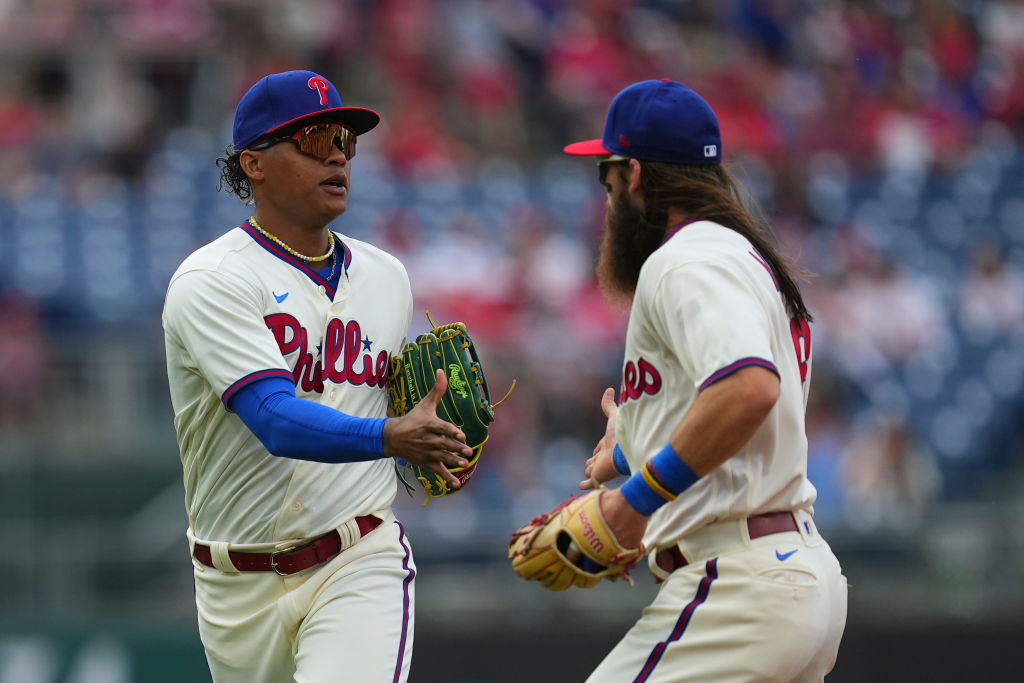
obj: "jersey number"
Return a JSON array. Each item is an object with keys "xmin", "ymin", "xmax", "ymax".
[{"xmin": 789, "ymin": 317, "xmax": 810, "ymax": 383}]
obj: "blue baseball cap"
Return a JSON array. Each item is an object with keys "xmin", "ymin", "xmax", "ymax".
[
  {"xmin": 564, "ymin": 79, "xmax": 722, "ymax": 164},
  {"xmin": 232, "ymin": 70, "xmax": 381, "ymax": 151}
]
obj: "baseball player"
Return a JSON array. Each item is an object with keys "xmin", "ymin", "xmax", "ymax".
[
  {"xmin": 567, "ymin": 79, "xmax": 848, "ymax": 681},
  {"xmin": 162, "ymin": 70, "xmax": 473, "ymax": 683}
]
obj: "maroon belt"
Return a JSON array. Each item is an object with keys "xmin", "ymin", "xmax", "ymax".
[
  {"xmin": 193, "ymin": 515, "xmax": 382, "ymax": 575},
  {"xmin": 656, "ymin": 511, "xmax": 798, "ymax": 575}
]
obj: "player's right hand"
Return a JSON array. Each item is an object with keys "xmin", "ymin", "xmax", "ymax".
[
  {"xmin": 580, "ymin": 387, "xmax": 622, "ymax": 490},
  {"xmin": 382, "ymin": 369, "xmax": 473, "ymax": 489}
]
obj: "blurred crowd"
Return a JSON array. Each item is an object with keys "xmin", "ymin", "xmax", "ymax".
[
  {"xmin": 1, "ymin": 0, "xmax": 1023, "ymax": 190},
  {"xmin": 1, "ymin": 0, "xmax": 1024, "ymax": 539}
]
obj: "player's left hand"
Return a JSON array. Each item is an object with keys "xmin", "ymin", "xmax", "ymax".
[
  {"xmin": 598, "ymin": 488, "xmax": 648, "ymax": 550},
  {"xmin": 580, "ymin": 387, "xmax": 621, "ymax": 490},
  {"xmin": 565, "ymin": 487, "xmax": 648, "ymax": 567},
  {"xmin": 508, "ymin": 488, "xmax": 646, "ymax": 590}
]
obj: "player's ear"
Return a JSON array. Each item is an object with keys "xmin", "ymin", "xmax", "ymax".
[
  {"xmin": 626, "ymin": 158, "xmax": 642, "ymax": 193},
  {"xmin": 239, "ymin": 149, "xmax": 266, "ymax": 182}
]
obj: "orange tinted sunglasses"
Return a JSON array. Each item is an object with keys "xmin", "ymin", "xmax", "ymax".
[{"xmin": 249, "ymin": 123, "xmax": 356, "ymax": 160}]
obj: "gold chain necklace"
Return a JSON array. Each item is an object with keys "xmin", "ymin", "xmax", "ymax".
[
  {"xmin": 325, "ymin": 244, "xmax": 338, "ymax": 281},
  {"xmin": 249, "ymin": 216, "xmax": 335, "ymax": 263}
]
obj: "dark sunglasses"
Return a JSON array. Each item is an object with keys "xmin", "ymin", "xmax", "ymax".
[
  {"xmin": 597, "ymin": 155, "xmax": 629, "ymax": 192},
  {"xmin": 248, "ymin": 123, "xmax": 357, "ymax": 160}
]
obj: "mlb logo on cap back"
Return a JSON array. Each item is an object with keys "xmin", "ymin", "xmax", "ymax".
[
  {"xmin": 232, "ymin": 70, "xmax": 381, "ymax": 151},
  {"xmin": 564, "ymin": 79, "xmax": 722, "ymax": 165}
]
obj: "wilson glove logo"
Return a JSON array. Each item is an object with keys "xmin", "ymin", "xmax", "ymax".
[
  {"xmin": 448, "ymin": 364, "xmax": 469, "ymax": 398},
  {"xmin": 578, "ymin": 509, "xmax": 605, "ymax": 554}
]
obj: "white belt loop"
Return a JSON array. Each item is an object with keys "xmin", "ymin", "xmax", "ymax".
[
  {"xmin": 794, "ymin": 509, "xmax": 822, "ymax": 546},
  {"xmin": 336, "ymin": 517, "xmax": 360, "ymax": 552},
  {"xmin": 648, "ymin": 550, "xmax": 671, "ymax": 582},
  {"xmin": 209, "ymin": 541, "xmax": 240, "ymax": 574}
]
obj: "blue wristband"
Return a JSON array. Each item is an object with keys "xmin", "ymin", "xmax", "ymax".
[
  {"xmin": 612, "ymin": 443, "xmax": 631, "ymax": 476},
  {"xmin": 620, "ymin": 442, "xmax": 699, "ymax": 516}
]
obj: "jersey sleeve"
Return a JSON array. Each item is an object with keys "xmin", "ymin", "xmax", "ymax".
[
  {"xmin": 164, "ymin": 267, "xmax": 293, "ymax": 403},
  {"xmin": 650, "ymin": 260, "xmax": 779, "ymax": 391}
]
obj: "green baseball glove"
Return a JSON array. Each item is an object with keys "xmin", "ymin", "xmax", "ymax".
[{"xmin": 387, "ymin": 318, "xmax": 508, "ymax": 502}]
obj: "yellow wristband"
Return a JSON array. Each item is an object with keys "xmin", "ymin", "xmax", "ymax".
[{"xmin": 641, "ymin": 462, "xmax": 677, "ymax": 502}]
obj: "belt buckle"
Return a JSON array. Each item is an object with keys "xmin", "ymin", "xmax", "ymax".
[{"xmin": 269, "ymin": 543, "xmax": 298, "ymax": 576}]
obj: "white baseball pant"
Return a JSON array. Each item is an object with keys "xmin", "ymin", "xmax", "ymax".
[
  {"xmin": 189, "ymin": 512, "xmax": 416, "ymax": 683},
  {"xmin": 587, "ymin": 510, "xmax": 847, "ymax": 682}
]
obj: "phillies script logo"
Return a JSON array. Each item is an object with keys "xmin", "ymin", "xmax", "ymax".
[
  {"xmin": 619, "ymin": 357, "xmax": 662, "ymax": 405},
  {"xmin": 265, "ymin": 313, "xmax": 388, "ymax": 393}
]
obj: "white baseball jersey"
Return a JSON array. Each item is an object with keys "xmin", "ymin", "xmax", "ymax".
[
  {"xmin": 163, "ymin": 220, "xmax": 413, "ymax": 545},
  {"xmin": 615, "ymin": 219, "xmax": 817, "ymax": 549}
]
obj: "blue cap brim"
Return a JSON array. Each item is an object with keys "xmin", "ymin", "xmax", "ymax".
[{"xmin": 264, "ymin": 106, "xmax": 381, "ymax": 138}]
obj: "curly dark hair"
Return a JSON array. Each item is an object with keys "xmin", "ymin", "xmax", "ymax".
[{"xmin": 215, "ymin": 146, "xmax": 253, "ymax": 204}]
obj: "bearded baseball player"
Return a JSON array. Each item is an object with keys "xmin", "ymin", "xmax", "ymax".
[
  {"xmin": 162, "ymin": 70, "xmax": 473, "ymax": 683},
  {"xmin": 540, "ymin": 79, "xmax": 848, "ymax": 681}
]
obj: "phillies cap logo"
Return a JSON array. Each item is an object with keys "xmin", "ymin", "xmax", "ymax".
[
  {"xmin": 232, "ymin": 70, "xmax": 380, "ymax": 151},
  {"xmin": 308, "ymin": 76, "xmax": 330, "ymax": 106}
]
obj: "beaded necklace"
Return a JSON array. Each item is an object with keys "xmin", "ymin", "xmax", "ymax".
[{"xmin": 249, "ymin": 216, "xmax": 335, "ymax": 263}]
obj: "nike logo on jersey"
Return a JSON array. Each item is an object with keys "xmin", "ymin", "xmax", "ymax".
[
  {"xmin": 273, "ymin": 291, "xmax": 289, "ymax": 303},
  {"xmin": 776, "ymin": 549, "xmax": 798, "ymax": 561}
]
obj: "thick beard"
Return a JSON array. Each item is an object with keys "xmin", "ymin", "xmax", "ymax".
[{"xmin": 596, "ymin": 191, "xmax": 667, "ymax": 302}]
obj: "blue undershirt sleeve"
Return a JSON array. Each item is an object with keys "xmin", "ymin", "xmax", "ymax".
[{"xmin": 228, "ymin": 376, "xmax": 387, "ymax": 463}]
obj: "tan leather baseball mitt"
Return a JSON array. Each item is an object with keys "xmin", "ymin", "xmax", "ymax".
[{"xmin": 507, "ymin": 488, "xmax": 646, "ymax": 591}]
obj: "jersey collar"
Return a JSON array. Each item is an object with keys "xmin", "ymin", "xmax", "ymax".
[
  {"xmin": 660, "ymin": 217, "xmax": 702, "ymax": 245},
  {"xmin": 240, "ymin": 220, "xmax": 351, "ymax": 298}
]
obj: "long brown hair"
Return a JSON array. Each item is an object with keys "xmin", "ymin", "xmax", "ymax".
[{"xmin": 638, "ymin": 161, "xmax": 812, "ymax": 322}]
